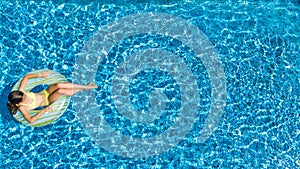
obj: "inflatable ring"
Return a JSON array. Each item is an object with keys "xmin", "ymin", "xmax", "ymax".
[{"xmin": 12, "ymin": 69, "xmax": 71, "ymax": 127}]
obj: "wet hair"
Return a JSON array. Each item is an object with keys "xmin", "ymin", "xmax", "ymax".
[{"xmin": 7, "ymin": 91, "xmax": 24, "ymax": 115}]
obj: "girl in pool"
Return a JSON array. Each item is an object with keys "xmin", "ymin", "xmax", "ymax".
[{"xmin": 7, "ymin": 71, "xmax": 98, "ymax": 124}]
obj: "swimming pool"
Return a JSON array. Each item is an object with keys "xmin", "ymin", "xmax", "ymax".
[{"xmin": 0, "ymin": 0, "xmax": 299, "ymax": 168}]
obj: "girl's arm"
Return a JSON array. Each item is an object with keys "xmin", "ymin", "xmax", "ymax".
[
  {"xmin": 19, "ymin": 106, "xmax": 52, "ymax": 124},
  {"xmin": 19, "ymin": 72, "xmax": 50, "ymax": 91}
]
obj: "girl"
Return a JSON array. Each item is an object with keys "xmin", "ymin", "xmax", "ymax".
[{"xmin": 7, "ymin": 71, "xmax": 97, "ymax": 124}]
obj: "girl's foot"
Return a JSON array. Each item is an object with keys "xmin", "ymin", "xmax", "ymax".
[{"xmin": 86, "ymin": 82, "xmax": 98, "ymax": 89}]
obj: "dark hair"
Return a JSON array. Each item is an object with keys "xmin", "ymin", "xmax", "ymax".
[{"xmin": 7, "ymin": 91, "xmax": 24, "ymax": 115}]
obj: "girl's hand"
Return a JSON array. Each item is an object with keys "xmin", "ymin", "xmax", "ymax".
[
  {"xmin": 42, "ymin": 106, "xmax": 52, "ymax": 114},
  {"xmin": 39, "ymin": 72, "xmax": 50, "ymax": 78}
]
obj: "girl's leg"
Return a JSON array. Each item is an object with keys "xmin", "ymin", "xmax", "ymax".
[
  {"xmin": 48, "ymin": 88, "xmax": 84, "ymax": 104},
  {"xmin": 47, "ymin": 82, "xmax": 97, "ymax": 94},
  {"xmin": 56, "ymin": 82, "xmax": 97, "ymax": 90}
]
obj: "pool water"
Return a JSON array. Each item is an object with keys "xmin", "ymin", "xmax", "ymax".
[{"xmin": 0, "ymin": 0, "xmax": 299, "ymax": 168}]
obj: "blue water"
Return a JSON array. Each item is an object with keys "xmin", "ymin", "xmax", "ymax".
[{"xmin": 1, "ymin": 0, "xmax": 299, "ymax": 168}]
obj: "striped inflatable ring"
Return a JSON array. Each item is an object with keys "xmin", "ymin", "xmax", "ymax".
[{"xmin": 12, "ymin": 69, "xmax": 71, "ymax": 127}]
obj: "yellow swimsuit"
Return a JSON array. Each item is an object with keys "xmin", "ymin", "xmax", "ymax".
[
  {"xmin": 18, "ymin": 90, "xmax": 50, "ymax": 109},
  {"xmin": 41, "ymin": 90, "xmax": 50, "ymax": 105}
]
